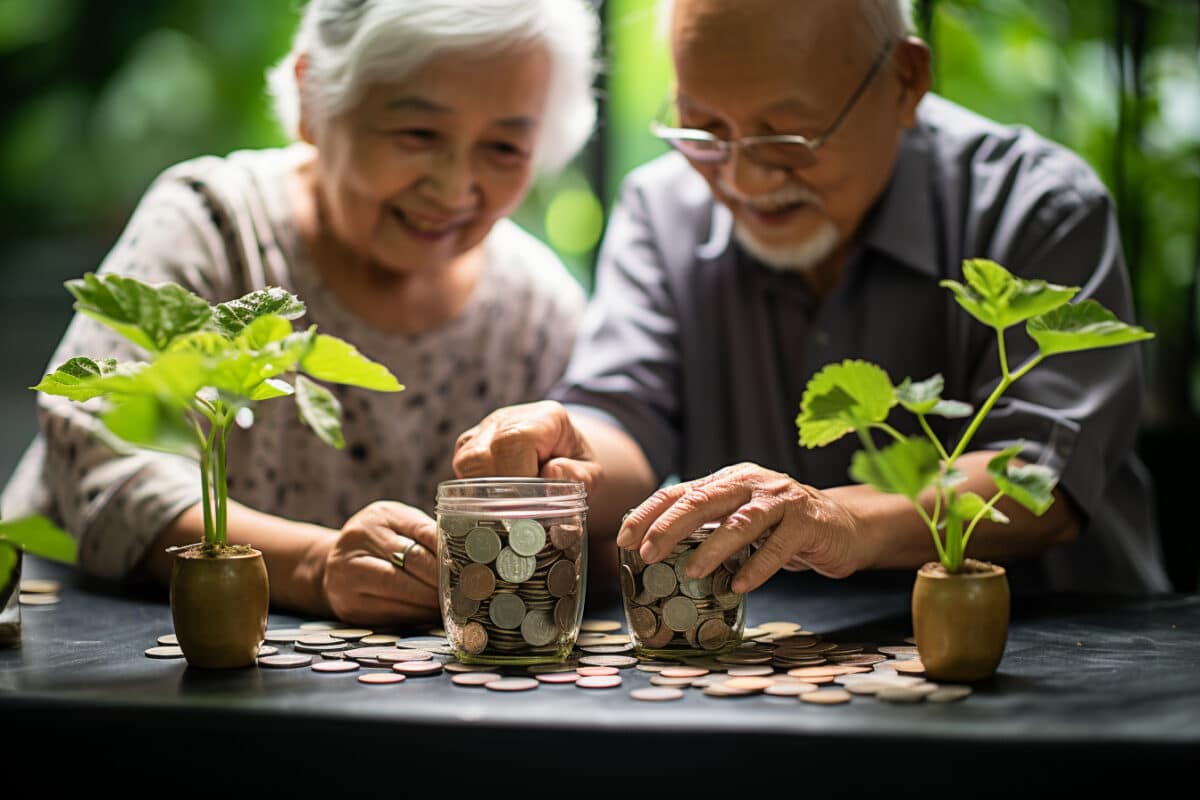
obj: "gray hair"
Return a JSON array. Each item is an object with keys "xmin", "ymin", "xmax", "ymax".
[
  {"xmin": 659, "ymin": 0, "xmax": 914, "ymax": 54},
  {"xmin": 268, "ymin": 0, "xmax": 600, "ymax": 173}
]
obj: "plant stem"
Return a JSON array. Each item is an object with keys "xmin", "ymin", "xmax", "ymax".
[
  {"xmin": 856, "ymin": 425, "xmax": 947, "ymax": 564},
  {"xmin": 961, "ymin": 490, "xmax": 1006, "ymax": 553},
  {"xmin": 869, "ymin": 421, "xmax": 907, "ymax": 444},
  {"xmin": 996, "ymin": 326, "xmax": 1011, "ymax": 379},
  {"xmin": 947, "ymin": 348, "xmax": 1046, "ymax": 464},
  {"xmin": 918, "ymin": 413, "xmax": 950, "ymax": 461},
  {"xmin": 213, "ymin": 406, "xmax": 229, "ymax": 547},
  {"xmin": 944, "ymin": 508, "xmax": 963, "ymax": 571},
  {"xmin": 188, "ymin": 413, "xmax": 215, "ymax": 546}
]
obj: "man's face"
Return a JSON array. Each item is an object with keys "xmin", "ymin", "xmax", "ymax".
[{"xmin": 670, "ymin": 0, "xmax": 926, "ymax": 272}]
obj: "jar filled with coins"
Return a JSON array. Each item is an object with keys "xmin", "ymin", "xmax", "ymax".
[
  {"xmin": 619, "ymin": 522, "xmax": 748, "ymax": 657},
  {"xmin": 436, "ymin": 478, "xmax": 587, "ymax": 665}
]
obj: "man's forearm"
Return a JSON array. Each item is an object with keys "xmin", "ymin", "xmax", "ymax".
[{"xmin": 138, "ymin": 501, "xmax": 338, "ymax": 617}]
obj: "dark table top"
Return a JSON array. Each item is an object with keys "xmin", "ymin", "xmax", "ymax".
[{"xmin": 3, "ymin": 557, "xmax": 1198, "ymax": 788}]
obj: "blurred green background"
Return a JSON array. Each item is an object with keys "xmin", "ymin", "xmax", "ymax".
[{"xmin": 1, "ymin": 0, "xmax": 1197, "ymax": 587}]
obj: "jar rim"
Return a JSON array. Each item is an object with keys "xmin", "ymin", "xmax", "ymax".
[{"xmin": 436, "ymin": 477, "xmax": 587, "ymax": 516}]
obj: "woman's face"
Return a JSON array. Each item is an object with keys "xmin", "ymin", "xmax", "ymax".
[{"xmin": 307, "ymin": 43, "xmax": 551, "ymax": 275}]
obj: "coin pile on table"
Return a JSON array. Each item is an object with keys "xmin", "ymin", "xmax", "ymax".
[
  {"xmin": 619, "ymin": 525, "xmax": 750, "ymax": 656},
  {"xmin": 19, "ymin": 578, "xmax": 62, "ymax": 607},
  {"xmin": 438, "ymin": 513, "xmax": 584, "ymax": 663},
  {"xmin": 142, "ymin": 618, "xmax": 973, "ymax": 705}
]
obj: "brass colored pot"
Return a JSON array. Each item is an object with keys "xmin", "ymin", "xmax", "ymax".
[
  {"xmin": 170, "ymin": 548, "xmax": 269, "ymax": 669},
  {"xmin": 912, "ymin": 559, "xmax": 1009, "ymax": 682}
]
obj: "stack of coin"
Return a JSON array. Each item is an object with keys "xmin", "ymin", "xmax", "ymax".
[
  {"xmin": 438, "ymin": 513, "xmax": 585, "ymax": 664},
  {"xmin": 619, "ymin": 522, "xmax": 748, "ymax": 656}
]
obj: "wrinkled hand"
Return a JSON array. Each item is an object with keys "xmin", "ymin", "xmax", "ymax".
[
  {"xmin": 615, "ymin": 463, "xmax": 868, "ymax": 593},
  {"xmin": 453, "ymin": 400, "xmax": 601, "ymax": 489},
  {"xmin": 322, "ymin": 501, "xmax": 440, "ymax": 626}
]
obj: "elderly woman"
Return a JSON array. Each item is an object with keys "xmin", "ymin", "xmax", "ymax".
[{"xmin": 1, "ymin": 0, "xmax": 600, "ymax": 625}]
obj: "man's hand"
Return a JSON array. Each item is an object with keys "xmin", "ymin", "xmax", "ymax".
[
  {"xmin": 453, "ymin": 400, "xmax": 602, "ymax": 490},
  {"xmin": 321, "ymin": 501, "xmax": 440, "ymax": 626},
  {"xmin": 616, "ymin": 463, "xmax": 873, "ymax": 593}
]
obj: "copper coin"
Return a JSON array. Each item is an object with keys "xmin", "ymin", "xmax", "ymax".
[
  {"xmin": 575, "ymin": 675, "xmax": 623, "ymax": 689},
  {"xmin": 259, "ymin": 654, "xmax": 314, "ymax": 669},
  {"xmin": 459, "ymin": 563, "xmax": 497, "ymax": 601},
  {"xmin": 345, "ymin": 646, "xmax": 396, "ymax": 659},
  {"xmin": 702, "ymin": 684, "xmax": 753, "ymax": 697},
  {"xmin": 549, "ymin": 522, "xmax": 582, "ymax": 551},
  {"xmin": 661, "ymin": 666, "xmax": 709, "ymax": 678},
  {"xmin": 361, "ymin": 634, "xmax": 400, "ymax": 645},
  {"xmin": 554, "ymin": 596, "xmax": 577, "ymax": 632},
  {"xmin": 312, "ymin": 660, "xmax": 360, "ymax": 673},
  {"xmin": 829, "ymin": 654, "xmax": 888, "ymax": 666},
  {"xmin": 144, "ymin": 646, "xmax": 184, "ymax": 659},
  {"xmin": 358, "ymin": 673, "xmax": 406, "ymax": 684},
  {"xmin": 460, "ymin": 622, "xmax": 488, "ymax": 655},
  {"xmin": 631, "ymin": 687, "xmax": 684, "ymax": 702},
  {"xmin": 391, "ymin": 661, "xmax": 443, "ymax": 676},
  {"xmin": 725, "ymin": 676, "xmax": 775, "ymax": 692},
  {"xmin": 485, "ymin": 677, "xmax": 539, "ymax": 692},
  {"xmin": 787, "ymin": 665, "xmax": 870, "ymax": 678},
  {"xmin": 451, "ymin": 672, "xmax": 502, "ymax": 686},
  {"xmin": 892, "ymin": 660, "xmax": 926, "ymax": 674},
  {"xmin": 628, "ymin": 607, "xmax": 659, "ymax": 639},
  {"xmin": 577, "ymin": 666, "xmax": 619, "ymax": 677},
  {"xmin": 800, "ymin": 689, "xmax": 852, "ymax": 704},
  {"xmin": 878, "ymin": 646, "xmax": 921, "ymax": 657},
  {"xmin": 697, "ymin": 618, "xmax": 732, "ymax": 651},
  {"xmin": 546, "ymin": 560, "xmax": 578, "ymax": 598},
  {"xmin": 535, "ymin": 672, "xmax": 581, "ymax": 684}
]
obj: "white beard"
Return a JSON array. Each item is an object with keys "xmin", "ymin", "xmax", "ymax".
[{"xmin": 733, "ymin": 218, "xmax": 840, "ymax": 273}]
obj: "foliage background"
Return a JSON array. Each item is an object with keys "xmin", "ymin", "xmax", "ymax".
[{"xmin": 1, "ymin": 0, "xmax": 1196, "ymax": 587}]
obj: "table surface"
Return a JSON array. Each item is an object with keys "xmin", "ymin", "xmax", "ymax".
[{"xmin": 3, "ymin": 558, "xmax": 1198, "ymax": 786}]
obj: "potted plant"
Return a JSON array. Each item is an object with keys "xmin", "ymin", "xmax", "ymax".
[
  {"xmin": 0, "ymin": 514, "xmax": 77, "ymax": 648},
  {"xmin": 31, "ymin": 273, "xmax": 403, "ymax": 667},
  {"xmin": 796, "ymin": 259, "xmax": 1153, "ymax": 681}
]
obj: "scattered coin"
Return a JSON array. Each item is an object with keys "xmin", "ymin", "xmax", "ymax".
[
  {"xmin": 444, "ymin": 661, "xmax": 496, "ymax": 673},
  {"xmin": 258, "ymin": 645, "xmax": 279, "ymax": 657},
  {"xmin": 19, "ymin": 594, "xmax": 60, "ymax": 606},
  {"xmin": 328, "ymin": 628, "xmax": 373, "ymax": 641},
  {"xmin": 157, "ymin": 634, "xmax": 178, "ymax": 646},
  {"xmin": 299, "ymin": 621, "xmax": 339, "ymax": 631},
  {"xmin": 264, "ymin": 629, "xmax": 307, "ymax": 643},
  {"xmin": 878, "ymin": 646, "xmax": 922, "ymax": 658},
  {"xmin": 144, "ymin": 646, "xmax": 184, "ymax": 659},
  {"xmin": 358, "ymin": 673, "xmax": 406, "ymax": 684},
  {"xmin": 19, "ymin": 579, "xmax": 60, "ymax": 594},
  {"xmin": 661, "ymin": 666, "xmax": 710, "ymax": 678},
  {"xmin": 727, "ymin": 665, "xmax": 775, "ymax": 677},
  {"xmin": 631, "ymin": 687, "xmax": 684, "ymax": 702},
  {"xmin": 391, "ymin": 661, "xmax": 443, "ymax": 676},
  {"xmin": 891, "ymin": 660, "xmax": 926, "ymax": 674},
  {"xmin": 377, "ymin": 650, "xmax": 434, "ymax": 663},
  {"xmin": 579, "ymin": 643, "xmax": 636, "ymax": 655},
  {"xmin": 579, "ymin": 620, "xmax": 624, "ymax": 633},
  {"xmin": 360, "ymin": 634, "xmax": 399, "ymax": 645},
  {"xmin": 576, "ymin": 675, "xmax": 623, "ymax": 689},
  {"xmin": 579, "ymin": 655, "xmax": 638, "ymax": 669},
  {"xmin": 764, "ymin": 682, "xmax": 818, "ymax": 697},
  {"xmin": 725, "ymin": 676, "xmax": 775, "ymax": 692},
  {"xmin": 259, "ymin": 654, "xmax": 314, "ymax": 669},
  {"xmin": 651, "ymin": 675, "xmax": 699, "ymax": 687},
  {"xmin": 486, "ymin": 677, "xmax": 539, "ymax": 692},
  {"xmin": 801, "ymin": 689, "xmax": 852, "ymax": 705},
  {"xmin": 535, "ymin": 672, "xmax": 581, "ymax": 684},
  {"xmin": 702, "ymin": 684, "xmax": 753, "ymax": 697},
  {"xmin": 927, "ymin": 685, "xmax": 973, "ymax": 703},
  {"xmin": 877, "ymin": 687, "xmax": 928, "ymax": 703},
  {"xmin": 312, "ymin": 660, "xmax": 360, "ymax": 673},
  {"xmin": 452, "ymin": 672, "xmax": 502, "ymax": 686}
]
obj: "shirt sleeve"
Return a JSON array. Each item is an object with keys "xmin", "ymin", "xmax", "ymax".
[
  {"xmin": 548, "ymin": 176, "xmax": 683, "ymax": 482},
  {"xmin": 962, "ymin": 151, "xmax": 1145, "ymax": 524},
  {"xmin": 18, "ymin": 174, "xmax": 240, "ymax": 579}
]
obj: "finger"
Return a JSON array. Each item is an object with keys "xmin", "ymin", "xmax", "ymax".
[
  {"xmin": 688, "ymin": 499, "xmax": 785, "ymax": 579},
  {"xmin": 347, "ymin": 554, "xmax": 439, "ymax": 606},
  {"xmin": 337, "ymin": 593, "xmax": 440, "ymax": 627},
  {"xmin": 540, "ymin": 457, "xmax": 601, "ymax": 491},
  {"xmin": 453, "ymin": 425, "xmax": 495, "ymax": 478},
  {"xmin": 617, "ymin": 484, "xmax": 687, "ymax": 549},
  {"xmin": 731, "ymin": 524, "xmax": 816, "ymax": 593},
  {"xmin": 638, "ymin": 479, "xmax": 750, "ymax": 563}
]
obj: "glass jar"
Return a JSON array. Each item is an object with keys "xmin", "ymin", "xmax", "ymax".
[
  {"xmin": 0, "ymin": 548, "xmax": 21, "ymax": 649},
  {"xmin": 436, "ymin": 478, "xmax": 587, "ymax": 665},
  {"xmin": 619, "ymin": 522, "xmax": 748, "ymax": 657}
]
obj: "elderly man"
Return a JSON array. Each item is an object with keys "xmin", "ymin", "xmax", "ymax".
[{"xmin": 454, "ymin": 0, "xmax": 1169, "ymax": 595}]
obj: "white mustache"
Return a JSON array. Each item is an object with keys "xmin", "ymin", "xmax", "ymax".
[{"xmin": 716, "ymin": 181, "xmax": 824, "ymax": 212}]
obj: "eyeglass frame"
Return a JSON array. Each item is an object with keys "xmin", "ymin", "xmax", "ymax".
[{"xmin": 650, "ymin": 37, "xmax": 899, "ymax": 168}]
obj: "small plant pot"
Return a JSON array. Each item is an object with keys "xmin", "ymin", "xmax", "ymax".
[
  {"xmin": 170, "ymin": 547, "xmax": 269, "ymax": 668},
  {"xmin": 912, "ymin": 559, "xmax": 1009, "ymax": 682},
  {"xmin": 0, "ymin": 549, "xmax": 21, "ymax": 649}
]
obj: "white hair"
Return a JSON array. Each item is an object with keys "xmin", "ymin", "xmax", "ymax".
[
  {"xmin": 267, "ymin": 0, "xmax": 600, "ymax": 173},
  {"xmin": 659, "ymin": 0, "xmax": 915, "ymax": 55}
]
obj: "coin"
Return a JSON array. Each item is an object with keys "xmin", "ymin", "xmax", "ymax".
[
  {"xmin": 577, "ymin": 666, "xmax": 619, "ymax": 677},
  {"xmin": 546, "ymin": 560, "xmax": 578, "ymax": 597},
  {"xmin": 758, "ymin": 621, "xmax": 801, "ymax": 635},
  {"xmin": 877, "ymin": 687, "xmax": 927, "ymax": 703},
  {"xmin": 358, "ymin": 673, "xmax": 406, "ymax": 684},
  {"xmin": 19, "ymin": 579, "xmax": 60, "ymax": 594},
  {"xmin": 257, "ymin": 645, "xmax": 279, "ymax": 657},
  {"xmin": 520, "ymin": 610, "xmax": 559, "ymax": 647},
  {"xmin": 465, "ymin": 527, "xmax": 502, "ymax": 563},
  {"xmin": 299, "ymin": 621, "xmax": 338, "ymax": 631},
  {"xmin": 661, "ymin": 666, "xmax": 710, "ymax": 678},
  {"xmin": 459, "ymin": 563, "xmax": 497, "ymax": 601},
  {"xmin": 460, "ymin": 622, "xmax": 488, "ymax": 655},
  {"xmin": 259, "ymin": 654, "xmax": 314, "ymax": 669},
  {"xmin": 725, "ymin": 676, "xmax": 775, "ymax": 692},
  {"xmin": 764, "ymin": 682, "xmax": 818, "ymax": 696},
  {"xmin": 576, "ymin": 675, "xmax": 623, "ymax": 689},
  {"xmin": 726, "ymin": 665, "xmax": 774, "ymax": 677},
  {"xmin": 878, "ymin": 646, "xmax": 921, "ymax": 657},
  {"xmin": 786, "ymin": 665, "xmax": 870, "ymax": 678},
  {"xmin": 702, "ymin": 684, "xmax": 753, "ymax": 697},
  {"xmin": 650, "ymin": 675, "xmax": 699, "ymax": 687},
  {"xmin": 800, "ymin": 689, "xmax": 852, "ymax": 704},
  {"xmin": 580, "ymin": 619, "xmax": 623, "ymax": 633},
  {"xmin": 297, "ymin": 634, "xmax": 341, "ymax": 646},
  {"xmin": 642, "ymin": 563, "xmax": 678, "ymax": 598},
  {"xmin": 361, "ymin": 634, "xmax": 399, "ymax": 645},
  {"xmin": 377, "ymin": 650, "xmax": 434, "ymax": 663},
  {"xmin": 507, "ymin": 519, "xmax": 547, "ymax": 556},
  {"xmin": 829, "ymin": 654, "xmax": 888, "ymax": 666},
  {"xmin": 697, "ymin": 618, "xmax": 732, "ymax": 651},
  {"xmin": 440, "ymin": 514, "xmax": 475, "ymax": 538},
  {"xmin": 157, "ymin": 634, "xmax": 178, "ymax": 646},
  {"xmin": 391, "ymin": 661, "xmax": 443, "ymax": 676},
  {"xmin": 488, "ymin": 591, "xmax": 527, "ymax": 629},
  {"xmin": 580, "ymin": 644, "xmax": 635, "ymax": 655},
  {"xmin": 926, "ymin": 685, "xmax": 972, "ymax": 702},
  {"xmin": 295, "ymin": 642, "xmax": 349, "ymax": 654},
  {"xmin": 495, "ymin": 547, "xmax": 536, "ymax": 583},
  {"xmin": 312, "ymin": 660, "xmax": 360, "ymax": 673},
  {"xmin": 554, "ymin": 596, "xmax": 578, "ymax": 632},
  {"xmin": 631, "ymin": 687, "xmax": 684, "ymax": 702},
  {"xmin": 486, "ymin": 677, "xmax": 540, "ymax": 692},
  {"xmin": 19, "ymin": 594, "xmax": 60, "ymax": 605},
  {"xmin": 451, "ymin": 672, "xmax": 502, "ymax": 686},
  {"xmin": 535, "ymin": 672, "xmax": 581, "ymax": 684},
  {"xmin": 144, "ymin": 646, "xmax": 184, "ymax": 659},
  {"xmin": 579, "ymin": 655, "xmax": 638, "ymax": 668},
  {"xmin": 549, "ymin": 522, "xmax": 583, "ymax": 551},
  {"xmin": 892, "ymin": 660, "xmax": 926, "ymax": 674},
  {"xmin": 620, "ymin": 565, "xmax": 637, "ymax": 598},
  {"xmin": 396, "ymin": 636, "xmax": 451, "ymax": 649},
  {"xmin": 328, "ymin": 628, "xmax": 373, "ymax": 641},
  {"xmin": 662, "ymin": 596, "xmax": 699, "ymax": 632},
  {"xmin": 264, "ymin": 629, "xmax": 307, "ymax": 643}
]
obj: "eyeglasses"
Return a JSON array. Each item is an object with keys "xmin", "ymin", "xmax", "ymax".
[{"xmin": 651, "ymin": 39, "xmax": 897, "ymax": 170}]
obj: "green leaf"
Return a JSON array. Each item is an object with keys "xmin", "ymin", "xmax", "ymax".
[
  {"xmin": 294, "ymin": 375, "xmax": 345, "ymax": 449},
  {"xmin": 209, "ymin": 332, "xmax": 311, "ymax": 399},
  {"xmin": 300, "ymin": 334, "xmax": 403, "ymax": 392},
  {"xmin": 0, "ymin": 515, "xmax": 77, "ymax": 563},
  {"xmin": 940, "ymin": 466, "xmax": 968, "ymax": 488},
  {"xmin": 30, "ymin": 357, "xmax": 120, "ymax": 401},
  {"xmin": 987, "ymin": 446, "xmax": 1057, "ymax": 516},
  {"xmin": 67, "ymin": 272, "xmax": 213, "ymax": 353},
  {"xmin": 101, "ymin": 394, "xmax": 197, "ymax": 456},
  {"xmin": 167, "ymin": 331, "xmax": 230, "ymax": 357},
  {"xmin": 939, "ymin": 258, "xmax": 1078, "ymax": 330},
  {"xmin": 848, "ymin": 437, "xmax": 940, "ymax": 499},
  {"xmin": 0, "ymin": 542, "xmax": 16, "ymax": 592},
  {"xmin": 91, "ymin": 351, "xmax": 209, "ymax": 407},
  {"xmin": 895, "ymin": 375, "xmax": 974, "ymax": 418},
  {"xmin": 235, "ymin": 314, "xmax": 294, "ymax": 350},
  {"xmin": 1027, "ymin": 300, "xmax": 1155, "ymax": 356},
  {"xmin": 249, "ymin": 378, "xmax": 293, "ymax": 401},
  {"xmin": 951, "ymin": 491, "xmax": 1010, "ymax": 525},
  {"xmin": 209, "ymin": 288, "xmax": 305, "ymax": 338},
  {"xmin": 797, "ymin": 360, "xmax": 894, "ymax": 447}
]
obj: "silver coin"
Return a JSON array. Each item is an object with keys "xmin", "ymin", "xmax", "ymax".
[
  {"xmin": 299, "ymin": 621, "xmax": 339, "ymax": 631},
  {"xmin": 488, "ymin": 591, "xmax": 527, "ymax": 629},
  {"xmin": 926, "ymin": 685, "xmax": 972, "ymax": 703},
  {"xmin": 465, "ymin": 527, "xmax": 502, "ymax": 564},
  {"xmin": 486, "ymin": 677, "xmax": 540, "ymax": 692},
  {"xmin": 495, "ymin": 547, "xmax": 536, "ymax": 584},
  {"xmin": 680, "ymin": 575, "xmax": 714, "ymax": 600},
  {"xmin": 328, "ymin": 628, "xmax": 373, "ymax": 641},
  {"xmin": 264, "ymin": 629, "xmax": 307, "ymax": 644},
  {"xmin": 144, "ymin": 646, "xmax": 184, "ymax": 659},
  {"xmin": 451, "ymin": 672, "xmax": 502, "ymax": 686},
  {"xmin": 579, "ymin": 643, "xmax": 635, "ymax": 655},
  {"xmin": 259, "ymin": 654, "xmax": 314, "ymax": 669},
  {"xmin": 296, "ymin": 634, "xmax": 341, "ymax": 646},
  {"xmin": 258, "ymin": 645, "xmax": 279, "ymax": 657},
  {"xmin": 579, "ymin": 655, "xmax": 638, "ymax": 668},
  {"xmin": 507, "ymin": 519, "xmax": 547, "ymax": 556},
  {"xmin": 575, "ymin": 675, "xmax": 623, "ymax": 689},
  {"xmin": 642, "ymin": 563, "xmax": 678, "ymax": 598},
  {"xmin": 520, "ymin": 610, "xmax": 559, "ymax": 647},
  {"xmin": 312, "ymin": 660, "xmax": 360, "ymax": 673},
  {"xmin": 619, "ymin": 564, "xmax": 637, "ymax": 598},
  {"xmin": 440, "ymin": 515, "xmax": 475, "ymax": 538},
  {"xmin": 662, "ymin": 596, "xmax": 699, "ymax": 632},
  {"xmin": 391, "ymin": 661, "xmax": 443, "ymax": 676},
  {"xmin": 631, "ymin": 687, "xmax": 684, "ymax": 702},
  {"xmin": 554, "ymin": 595, "xmax": 577, "ymax": 632},
  {"xmin": 19, "ymin": 594, "xmax": 60, "ymax": 606},
  {"xmin": 156, "ymin": 634, "xmax": 178, "ymax": 646}
]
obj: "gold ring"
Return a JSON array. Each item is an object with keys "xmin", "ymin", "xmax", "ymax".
[{"xmin": 391, "ymin": 536, "xmax": 418, "ymax": 570}]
